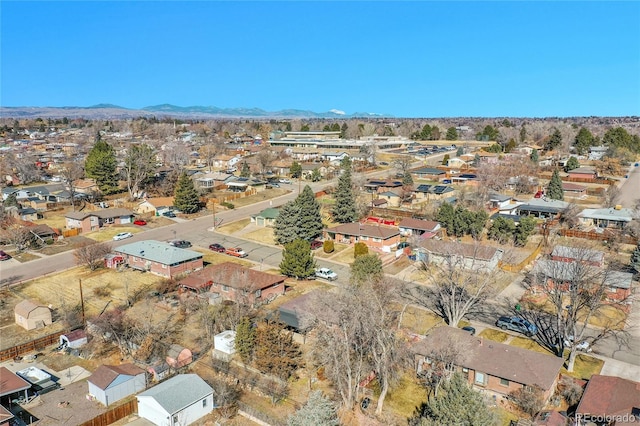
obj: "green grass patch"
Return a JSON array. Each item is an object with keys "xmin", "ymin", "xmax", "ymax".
[
  {"xmin": 509, "ymin": 337, "xmax": 553, "ymax": 355},
  {"xmin": 216, "ymin": 218, "xmax": 251, "ymax": 234},
  {"xmin": 562, "ymin": 354, "xmax": 604, "ymax": 380},
  {"xmin": 385, "ymin": 373, "xmax": 427, "ymax": 419},
  {"xmin": 478, "ymin": 328, "xmax": 509, "ymax": 343}
]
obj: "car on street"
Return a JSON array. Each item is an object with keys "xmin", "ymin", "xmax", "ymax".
[
  {"xmin": 209, "ymin": 243, "xmax": 225, "ymax": 253},
  {"xmin": 461, "ymin": 326, "xmax": 476, "ymax": 335},
  {"xmin": 564, "ymin": 336, "xmax": 592, "ymax": 352},
  {"xmin": 162, "ymin": 211, "xmax": 176, "ymax": 218},
  {"xmin": 315, "ymin": 268, "xmax": 338, "ymax": 281},
  {"xmin": 225, "ymin": 247, "xmax": 248, "ymax": 258},
  {"xmin": 267, "ymin": 182, "xmax": 280, "ymax": 188},
  {"xmin": 169, "ymin": 240, "xmax": 192, "ymax": 248},
  {"xmin": 495, "ymin": 316, "xmax": 538, "ymax": 336},
  {"xmin": 113, "ymin": 232, "xmax": 133, "ymax": 241},
  {"xmin": 0, "ymin": 250, "xmax": 11, "ymax": 261},
  {"xmin": 133, "ymin": 219, "xmax": 147, "ymax": 226},
  {"xmin": 279, "ymin": 179, "xmax": 292, "ymax": 184},
  {"xmin": 309, "ymin": 240, "xmax": 323, "ymax": 250}
]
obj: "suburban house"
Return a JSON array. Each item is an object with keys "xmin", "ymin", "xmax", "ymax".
[
  {"xmin": 516, "ymin": 198, "xmax": 569, "ymax": 219},
  {"xmin": 112, "ymin": 240, "xmax": 203, "ymax": 278},
  {"xmin": 179, "ymin": 262, "xmax": 286, "ymax": 306},
  {"xmin": 418, "ymin": 240, "xmax": 504, "ymax": 272},
  {"xmin": 65, "ymin": 208, "xmax": 134, "ymax": 232},
  {"xmin": 446, "ymin": 157, "xmax": 468, "ymax": 168},
  {"xmin": 14, "ymin": 300, "xmax": 52, "ymax": 330},
  {"xmin": 0, "ymin": 367, "xmax": 31, "ymax": 409},
  {"xmin": 324, "ymin": 222, "xmax": 401, "ymax": 253},
  {"xmin": 378, "ymin": 191, "xmax": 402, "ymax": 207},
  {"xmin": 136, "ymin": 197, "xmax": 175, "ymax": 216},
  {"xmin": 411, "ymin": 167, "xmax": 446, "ymax": 180},
  {"xmin": 412, "ymin": 327, "xmax": 564, "ymax": 402},
  {"xmin": 567, "ymin": 167, "xmax": 597, "ymax": 180},
  {"xmin": 363, "ymin": 179, "xmax": 403, "ymax": 193},
  {"xmin": 551, "ymin": 245, "xmax": 605, "ymax": 267},
  {"xmin": 575, "ymin": 375, "xmax": 640, "ymax": 426},
  {"xmin": 450, "ymin": 173, "xmax": 478, "ymax": 185},
  {"xmin": 603, "ymin": 271, "xmax": 634, "ymax": 303},
  {"xmin": 250, "ymin": 207, "xmax": 279, "ymax": 227},
  {"xmin": 398, "ymin": 218, "xmax": 441, "ymax": 238},
  {"xmin": 414, "ymin": 184, "xmax": 455, "ymax": 201},
  {"xmin": 562, "ymin": 182, "xmax": 587, "ymax": 198},
  {"xmin": 193, "ymin": 172, "xmax": 233, "ymax": 189},
  {"xmin": 73, "ymin": 178, "xmax": 99, "ymax": 195},
  {"xmin": 87, "ymin": 363, "xmax": 146, "ymax": 406},
  {"xmin": 578, "ymin": 207, "xmax": 635, "ymax": 229},
  {"xmin": 487, "ymin": 193, "xmax": 522, "ymax": 215},
  {"xmin": 137, "ymin": 374, "xmax": 214, "ymax": 426},
  {"xmin": 321, "ymin": 151, "xmax": 349, "ymax": 165}
]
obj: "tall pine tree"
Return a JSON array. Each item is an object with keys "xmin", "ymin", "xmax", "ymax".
[
  {"xmin": 332, "ymin": 160, "xmax": 357, "ymax": 223},
  {"xmin": 84, "ymin": 139, "xmax": 118, "ymax": 194},
  {"xmin": 547, "ymin": 169, "xmax": 564, "ymax": 201},
  {"xmin": 235, "ymin": 316, "xmax": 256, "ymax": 363},
  {"xmin": 279, "ymin": 239, "xmax": 316, "ymax": 279},
  {"xmin": 173, "ymin": 173, "xmax": 200, "ymax": 213},
  {"xmin": 296, "ymin": 185, "xmax": 323, "ymax": 241},
  {"xmin": 274, "ymin": 201, "xmax": 301, "ymax": 245}
]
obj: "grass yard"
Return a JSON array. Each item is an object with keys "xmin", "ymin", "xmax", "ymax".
[
  {"xmin": 478, "ymin": 328, "xmax": 510, "ymax": 343},
  {"xmin": 562, "ymin": 354, "xmax": 604, "ymax": 380},
  {"xmin": 216, "ymin": 218, "xmax": 251, "ymax": 234},
  {"xmin": 585, "ymin": 305, "xmax": 627, "ymax": 330},
  {"xmin": 230, "ymin": 188, "xmax": 290, "ymax": 208},
  {"xmin": 34, "ymin": 215, "xmax": 67, "ymax": 230},
  {"xmin": 194, "ymin": 249, "xmax": 253, "ymax": 267},
  {"xmin": 242, "ymin": 227, "xmax": 276, "ymax": 245},
  {"xmin": 313, "ymin": 243, "xmax": 349, "ymax": 259},
  {"xmin": 492, "ymin": 406, "xmax": 520, "ymax": 426},
  {"xmin": 37, "ymin": 235, "xmax": 96, "ymax": 256},
  {"xmin": 385, "ymin": 373, "xmax": 426, "ymax": 419},
  {"xmin": 329, "ymin": 245, "xmax": 355, "ymax": 265},
  {"xmin": 399, "ymin": 305, "xmax": 443, "ymax": 335},
  {"xmin": 4, "ymin": 250, "xmax": 41, "ymax": 262},
  {"xmin": 509, "ymin": 336, "xmax": 554, "ymax": 355},
  {"xmin": 385, "ymin": 256, "xmax": 413, "ymax": 275},
  {"xmin": 84, "ymin": 226, "xmax": 142, "ymax": 242}
]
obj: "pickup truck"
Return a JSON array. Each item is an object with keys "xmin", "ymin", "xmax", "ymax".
[
  {"xmin": 225, "ymin": 247, "xmax": 248, "ymax": 258},
  {"xmin": 315, "ymin": 268, "xmax": 338, "ymax": 281}
]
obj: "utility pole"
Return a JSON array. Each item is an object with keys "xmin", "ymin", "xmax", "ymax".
[{"xmin": 79, "ymin": 279, "xmax": 85, "ymax": 327}]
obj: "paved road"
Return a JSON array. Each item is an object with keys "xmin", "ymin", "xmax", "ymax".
[{"xmin": 617, "ymin": 163, "xmax": 640, "ymax": 209}]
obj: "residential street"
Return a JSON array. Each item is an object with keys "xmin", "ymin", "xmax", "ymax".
[{"xmin": 617, "ymin": 162, "xmax": 640, "ymax": 209}]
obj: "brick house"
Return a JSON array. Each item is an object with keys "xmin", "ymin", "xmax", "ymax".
[
  {"xmin": 603, "ymin": 271, "xmax": 634, "ymax": 303},
  {"xmin": 65, "ymin": 208, "xmax": 134, "ymax": 232},
  {"xmin": 418, "ymin": 240, "xmax": 504, "ymax": 272},
  {"xmin": 112, "ymin": 240, "xmax": 203, "ymax": 278},
  {"xmin": 324, "ymin": 222, "xmax": 401, "ymax": 253},
  {"xmin": 567, "ymin": 167, "xmax": 597, "ymax": 180},
  {"xmin": 398, "ymin": 218, "xmax": 441, "ymax": 238},
  {"xmin": 179, "ymin": 262, "xmax": 286, "ymax": 306},
  {"xmin": 576, "ymin": 375, "xmax": 640, "ymax": 426},
  {"xmin": 551, "ymin": 245, "xmax": 605, "ymax": 267},
  {"xmin": 412, "ymin": 326, "xmax": 564, "ymax": 402}
]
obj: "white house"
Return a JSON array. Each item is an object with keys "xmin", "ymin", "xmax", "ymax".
[
  {"xmin": 87, "ymin": 364, "xmax": 146, "ymax": 407},
  {"xmin": 321, "ymin": 151, "xmax": 349, "ymax": 165},
  {"xmin": 137, "ymin": 374, "xmax": 214, "ymax": 426}
]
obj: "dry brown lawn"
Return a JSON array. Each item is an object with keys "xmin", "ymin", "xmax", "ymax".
[
  {"xmin": 242, "ymin": 227, "xmax": 276, "ymax": 245},
  {"xmin": 194, "ymin": 249, "xmax": 253, "ymax": 267},
  {"xmin": 216, "ymin": 218, "xmax": 251, "ymax": 234},
  {"xmin": 83, "ymin": 226, "xmax": 143, "ymax": 242},
  {"xmin": 230, "ymin": 188, "xmax": 290, "ymax": 208},
  {"xmin": 398, "ymin": 305, "xmax": 443, "ymax": 335}
]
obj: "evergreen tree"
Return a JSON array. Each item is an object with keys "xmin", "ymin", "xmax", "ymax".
[
  {"xmin": 240, "ymin": 161, "xmax": 251, "ymax": 178},
  {"xmin": 340, "ymin": 123, "xmax": 348, "ymax": 138},
  {"xmin": 520, "ymin": 124, "xmax": 527, "ymax": 143},
  {"xmin": 514, "ymin": 215, "xmax": 537, "ymax": 247},
  {"xmin": 402, "ymin": 172, "xmax": 414, "ymax": 186},
  {"xmin": 445, "ymin": 127, "xmax": 458, "ymax": 141},
  {"xmin": 254, "ymin": 319, "xmax": 303, "ymax": 380},
  {"xmin": 350, "ymin": 253, "xmax": 383, "ymax": 285},
  {"xmin": 235, "ymin": 316, "xmax": 256, "ymax": 363},
  {"xmin": 631, "ymin": 244, "xmax": 640, "ymax": 273},
  {"xmin": 274, "ymin": 201, "xmax": 301, "ymax": 245},
  {"xmin": 547, "ymin": 169, "xmax": 564, "ymax": 201},
  {"xmin": 4, "ymin": 193, "xmax": 18, "ymax": 208},
  {"xmin": 290, "ymin": 161, "xmax": 302, "ymax": 178},
  {"xmin": 173, "ymin": 172, "xmax": 200, "ymax": 213},
  {"xmin": 409, "ymin": 373, "xmax": 498, "ymax": 426},
  {"xmin": 354, "ymin": 242, "xmax": 369, "ymax": 258},
  {"xmin": 280, "ymin": 239, "xmax": 317, "ymax": 279},
  {"xmin": 84, "ymin": 139, "xmax": 118, "ymax": 194},
  {"xmin": 436, "ymin": 203, "xmax": 455, "ymax": 234},
  {"xmin": 311, "ymin": 168, "xmax": 321, "ymax": 182},
  {"xmin": 442, "ymin": 154, "xmax": 450, "ymax": 166},
  {"xmin": 545, "ymin": 128, "xmax": 563, "ymax": 151},
  {"xmin": 573, "ymin": 127, "xmax": 594, "ymax": 155},
  {"xmin": 488, "ymin": 217, "xmax": 516, "ymax": 244},
  {"xmin": 332, "ymin": 162, "xmax": 357, "ymax": 223},
  {"xmin": 530, "ymin": 149, "xmax": 539, "ymax": 163},
  {"xmin": 287, "ymin": 391, "xmax": 339, "ymax": 426},
  {"xmin": 564, "ymin": 156, "xmax": 580, "ymax": 172},
  {"xmin": 296, "ymin": 185, "xmax": 323, "ymax": 241}
]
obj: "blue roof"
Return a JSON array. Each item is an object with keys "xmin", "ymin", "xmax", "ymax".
[{"xmin": 115, "ymin": 240, "xmax": 202, "ymax": 265}]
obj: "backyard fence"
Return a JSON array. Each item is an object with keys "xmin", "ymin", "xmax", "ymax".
[
  {"xmin": 61, "ymin": 228, "xmax": 81, "ymax": 238},
  {"xmin": 0, "ymin": 330, "xmax": 68, "ymax": 361},
  {"xmin": 498, "ymin": 242, "xmax": 543, "ymax": 273},
  {"xmin": 559, "ymin": 229, "xmax": 638, "ymax": 245},
  {"xmin": 77, "ymin": 399, "xmax": 138, "ymax": 426}
]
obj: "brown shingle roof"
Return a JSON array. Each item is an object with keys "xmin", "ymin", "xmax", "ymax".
[
  {"xmin": 184, "ymin": 262, "xmax": 286, "ymax": 291},
  {"xmin": 576, "ymin": 375, "xmax": 640, "ymax": 417},
  {"xmin": 0, "ymin": 367, "xmax": 31, "ymax": 396},
  {"xmin": 14, "ymin": 299, "xmax": 48, "ymax": 318},
  {"xmin": 66, "ymin": 208, "xmax": 133, "ymax": 220},
  {"xmin": 412, "ymin": 327, "xmax": 564, "ymax": 390},
  {"xmin": 420, "ymin": 240, "xmax": 500, "ymax": 261},
  {"xmin": 87, "ymin": 364, "xmax": 145, "ymax": 390},
  {"xmin": 399, "ymin": 218, "xmax": 440, "ymax": 232},
  {"xmin": 327, "ymin": 223, "xmax": 400, "ymax": 239}
]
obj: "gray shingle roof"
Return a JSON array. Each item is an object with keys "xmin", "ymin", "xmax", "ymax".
[
  {"xmin": 115, "ymin": 240, "xmax": 202, "ymax": 265},
  {"xmin": 137, "ymin": 374, "xmax": 212, "ymax": 415}
]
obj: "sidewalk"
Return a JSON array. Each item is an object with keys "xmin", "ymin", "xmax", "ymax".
[{"xmin": 593, "ymin": 354, "xmax": 640, "ymax": 382}]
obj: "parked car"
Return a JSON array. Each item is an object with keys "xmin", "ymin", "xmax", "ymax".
[
  {"xmin": 209, "ymin": 243, "xmax": 225, "ymax": 252},
  {"xmin": 225, "ymin": 247, "xmax": 248, "ymax": 258},
  {"xmin": 133, "ymin": 219, "xmax": 147, "ymax": 226},
  {"xmin": 0, "ymin": 250, "xmax": 11, "ymax": 261},
  {"xmin": 162, "ymin": 211, "xmax": 176, "ymax": 218},
  {"xmin": 316, "ymin": 268, "xmax": 338, "ymax": 281},
  {"xmin": 113, "ymin": 232, "xmax": 133, "ymax": 241},
  {"xmin": 269, "ymin": 182, "xmax": 280, "ymax": 188},
  {"xmin": 279, "ymin": 179, "xmax": 292, "ymax": 184},
  {"xmin": 442, "ymin": 179, "xmax": 452, "ymax": 184},
  {"xmin": 310, "ymin": 240, "xmax": 323, "ymax": 250},
  {"xmin": 564, "ymin": 336, "xmax": 592, "ymax": 352},
  {"xmin": 461, "ymin": 326, "xmax": 476, "ymax": 336},
  {"xmin": 361, "ymin": 397, "xmax": 371, "ymax": 410},
  {"xmin": 495, "ymin": 316, "xmax": 538, "ymax": 336},
  {"xmin": 169, "ymin": 240, "xmax": 191, "ymax": 249}
]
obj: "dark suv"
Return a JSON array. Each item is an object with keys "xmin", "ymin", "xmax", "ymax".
[
  {"xmin": 169, "ymin": 240, "xmax": 192, "ymax": 249},
  {"xmin": 495, "ymin": 316, "xmax": 538, "ymax": 337}
]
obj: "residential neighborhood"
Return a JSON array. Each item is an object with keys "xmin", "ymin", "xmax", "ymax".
[{"xmin": 1, "ymin": 116, "xmax": 640, "ymax": 426}]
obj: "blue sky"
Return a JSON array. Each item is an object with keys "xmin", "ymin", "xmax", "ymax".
[{"xmin": 2, "ymin": 1, "xmax": 639, "ymax": 117}]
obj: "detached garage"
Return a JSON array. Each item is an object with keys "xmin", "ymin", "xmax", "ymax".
[
  {"xmin": 14, "ymin": 300, "xmax": 52, "ymax": 330},
  {"xmin": 87, "ymin": 364, "xmax": 146, "ymax": 406}
]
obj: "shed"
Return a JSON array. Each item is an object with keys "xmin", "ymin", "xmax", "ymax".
[
  {"xmin": 87, "ymin": 364, "xmax": 146, "ymax": 407},
  {"xmin": 14, "ymin": 300, "xmax": 52, "ymax": 330},
  {"xmin": 60, "ymin": 329, "xmax": 88, "ymax": 349},
  {"xmin": 213, "ymin": 331, "xmax": 236, "ymax": 360},
  {"xmin": 147, "ymin": 362, "xmax": 170, "ymax": 382},
  {"xmin": 166, "ymin": 344, "xmax": 192, "ymax": 369}
]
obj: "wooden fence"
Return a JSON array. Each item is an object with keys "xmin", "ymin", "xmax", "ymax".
[
  {"xmin": 559, "ymin": 229, "xmax": 638, "ymax": 245},
  {"xmin": 370, "ymin": 207, "xmax": 424, "ymax": 220},
  {"xmin": 498, "ymin": 242, "xmax": 543, "ymax": 273},
  {"xmin": 61, "ymin": 228, "xmax": 81, "ymax": 238},
  {"xmin": 78, "ymin": 399, "xmax": 138, "ymax": 426},
  {"xmin": 0, "ymin": 330, "xmax": 68, "ymax": 361}
]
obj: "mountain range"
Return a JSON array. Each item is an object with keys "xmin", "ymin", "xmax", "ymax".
[{"xmin": 0, "ymin": 104, "xmax": 391, "ymax": 120}]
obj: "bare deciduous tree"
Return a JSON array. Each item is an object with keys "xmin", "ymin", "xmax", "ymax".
[
  {"xmin": 123, "ymin": 144, "xmax": 156, "ymax": 200},
  {"xmin": 74, "ymin": 242, "xmax": 112, "ymax": 270},
  {"xmin": 60, "ymin": 161, "xmax": 85, "ymax": 211},
  {"xmin": 601, "ymin": 185, "xmax": 621, "ymax": 208}
]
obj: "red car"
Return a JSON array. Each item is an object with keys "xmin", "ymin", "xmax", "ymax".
[
  {"xmin": 133, "ymin": 219, "xmax": 147, "ymax": 226},
  {"xmin": 209, "ymin": 243, "xmax": 225, "ymax": 253},
  {"xmin": 225, "ymin": 247, "xmax": 248, "ymax": 258},
  {"xmin": 0, "ymin": 250, "xmax": 11, "ymax": 261}
]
